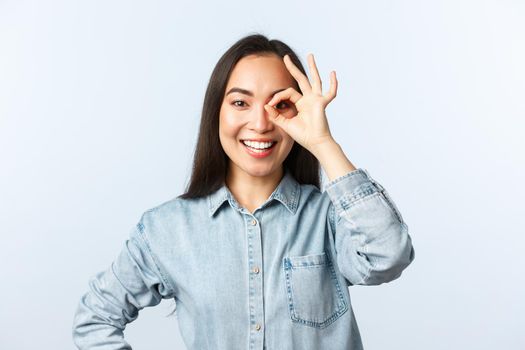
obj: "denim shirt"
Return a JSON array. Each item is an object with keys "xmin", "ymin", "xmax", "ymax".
[{"xmin": 72, "ymin": 167, "xmax": 415, "ymax": 350}]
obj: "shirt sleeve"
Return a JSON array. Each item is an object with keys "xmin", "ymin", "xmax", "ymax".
[
  {"xmin": 325, "ymin": 168, "xmax": 415, "ymax": 286},
  {"xmin": 72, "ymin": 211, "xmax": 175, "ymax": 349}
]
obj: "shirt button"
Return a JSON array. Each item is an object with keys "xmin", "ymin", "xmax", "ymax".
[
  {"xmin": 251, "ymin": 219, "xmax": 257, "ymax": 226},
  {"xmin": 253, "ymin": 266, "xmax": 259, "ymax": 274},
  {"xmin": 255, "ymin": 323, "xmax": 261, "ymax": 331}
]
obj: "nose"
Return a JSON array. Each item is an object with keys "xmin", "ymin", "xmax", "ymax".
[{"xmin": 250, "ymin": 103, "xmax": 274, "ymax": 133}]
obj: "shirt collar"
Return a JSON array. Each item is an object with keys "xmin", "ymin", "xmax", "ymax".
[{"xmin": 208, "ymin": 167, "xmax": 300, "ymax": 217}]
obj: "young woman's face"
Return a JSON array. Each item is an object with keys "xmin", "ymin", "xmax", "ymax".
[{"xmin": 219, "ymin": 54, "xmax": 297, "ymax": 180}]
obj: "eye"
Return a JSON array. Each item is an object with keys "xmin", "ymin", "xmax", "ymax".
[
  {"xmin": 276, "ymin": 101, "xmax": 290, "ymax": 109},
  {"xmin": 232, "ymin": 100, "xmax": 247, "ymax": 108}
]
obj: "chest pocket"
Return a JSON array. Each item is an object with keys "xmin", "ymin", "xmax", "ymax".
[{"xmin": 283, "ymin": 250, "xmax": 348, "ymax": 329}]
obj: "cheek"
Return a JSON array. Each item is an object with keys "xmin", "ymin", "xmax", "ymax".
[
  {"xmin": 219, "ymin": 110, "xmax": 243, "ymax": 142},
  {"xmin": 277, "ymin": 133, "xmax": 295, "ymax": 156},
  {"xmin": 282, "ymin": 139, "xmax": 295, "ymax": 154}
]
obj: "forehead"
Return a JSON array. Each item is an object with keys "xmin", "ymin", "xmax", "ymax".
[{"xmin": 225, "ymin": 54, "xmax": 295, "ymax": 93}]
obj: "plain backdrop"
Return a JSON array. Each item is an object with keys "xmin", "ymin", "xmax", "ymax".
[{"xmin": 1, "ymin": 0, "xmax": 524, "ymax": 349}]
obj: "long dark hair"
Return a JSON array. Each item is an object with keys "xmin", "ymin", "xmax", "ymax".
[{"xmin": 178, "ymin": 33, "xmax": 321, "ymax": 200}]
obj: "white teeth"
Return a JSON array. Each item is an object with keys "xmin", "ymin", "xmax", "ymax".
[{"xmin": 242, "ymin": 140, "xmax": 275, "ymax": 149}]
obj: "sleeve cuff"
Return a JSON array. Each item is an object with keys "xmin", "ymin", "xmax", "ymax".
[{"xmin": 324, "ymin": 168, "xmax": 381, "ymax": 214}]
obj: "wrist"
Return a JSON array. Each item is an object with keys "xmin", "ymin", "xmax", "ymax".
[
  {"xmin": 309, "ymin": 137, "xmax": 339, "ymax": 159},
  {"xmin": 310, "ymin": 140, "xmax": 357, "ymax": 182}
]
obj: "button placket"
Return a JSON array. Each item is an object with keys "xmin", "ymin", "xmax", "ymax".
[{"xmin": 246, "ymin": 214, "xmax": 265, "ymax": 349}]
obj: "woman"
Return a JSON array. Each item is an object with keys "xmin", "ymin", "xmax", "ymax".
[{"xmin": 72, "ymin": 33, "xmax": 415, "ymax": 350}]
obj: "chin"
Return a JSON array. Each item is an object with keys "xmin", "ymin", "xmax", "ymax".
[{"xmin": 242, "ymin": 164, "xmax": 280, "ymax": 178}]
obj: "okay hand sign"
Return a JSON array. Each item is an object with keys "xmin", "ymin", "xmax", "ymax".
[{"xmin": 264, "ymin": 53, "xmax": 338, "ymax": 152}]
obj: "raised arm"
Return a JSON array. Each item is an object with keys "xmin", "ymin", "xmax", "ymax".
[
  {"xmin": 264, "ymin": 52, "xmax": 414, "ymax": 285},
  {"xmin": 324, "ymin": 165, "xmax": 415, "ymax": 286}
]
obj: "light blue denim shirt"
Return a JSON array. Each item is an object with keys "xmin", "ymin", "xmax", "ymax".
[{"xmin": 72, "ymin": 167, "xmax": 415, "ymax": 349}]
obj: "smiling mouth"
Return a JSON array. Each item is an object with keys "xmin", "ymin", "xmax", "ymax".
[
  {"xmin": 239, "ymin": 140, "xmax": 277, "ymax": 151},
  {"xmin": 239, "ymin": 140, "xmax": 278, "ymax": 157}
]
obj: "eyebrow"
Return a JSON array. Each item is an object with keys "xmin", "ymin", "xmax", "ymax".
[{"xmin": 225, "ymin": 87, "xmax": 287, "ymax": 97}]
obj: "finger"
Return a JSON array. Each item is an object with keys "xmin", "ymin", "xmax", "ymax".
[
  {"xmin": 283, "ymin": 54, "xmax": 312, "ymax": 94},
  {"xmin": 264, "ymin": 104, "xmax": 291, "ymax": 130},
  {"xmin": 307, "ymin": 53, "xmax": 322, "ymax": 94},
  {"xmin": 267, "ymin": 87, "xmax": 302, "ymax": 106},
  {"xmin": 324, "ymin": 71, "xmax": 338, "ymax": 103}
]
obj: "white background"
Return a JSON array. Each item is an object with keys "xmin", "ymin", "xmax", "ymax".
[{"xmin": 1, "ymin": 0, "xmax": 524, "ymax": 349}]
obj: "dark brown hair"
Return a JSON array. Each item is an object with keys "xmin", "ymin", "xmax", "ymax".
[{"xmin": 178, "ymin": 33, "xmax": 320, "ymax": 200}]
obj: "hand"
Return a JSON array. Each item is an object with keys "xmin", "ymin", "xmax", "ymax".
[{"xmin": 264, "ymin": 53, "xmax": 338, "ymax": 152}]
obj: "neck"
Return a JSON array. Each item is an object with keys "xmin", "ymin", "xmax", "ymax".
[{"xmin": 225, "ymin": 165, "xmax": 284, "ymax": 213}]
